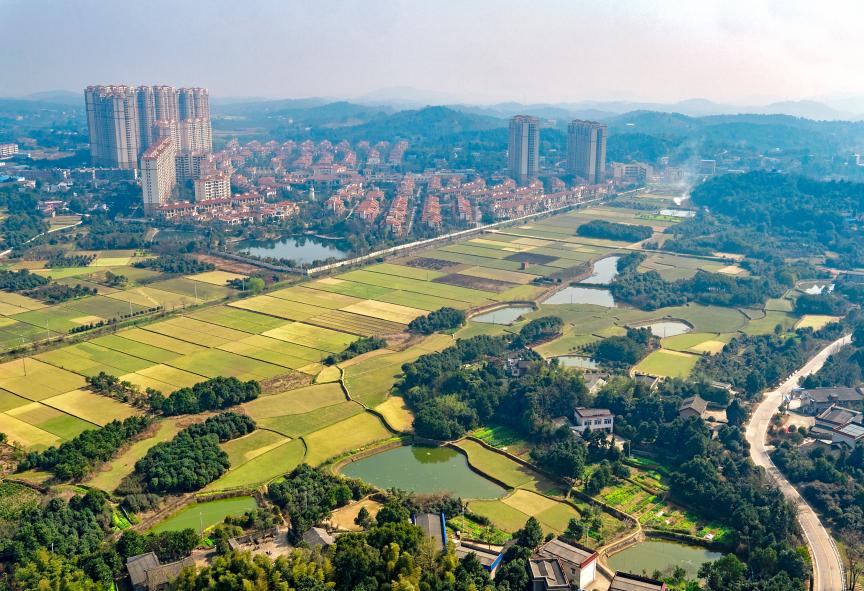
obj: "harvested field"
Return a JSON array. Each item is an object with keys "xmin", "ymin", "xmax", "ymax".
[
  {"xmin": 374, "ymin": 396, "xmax": 414, "ymax": 432},
  {"xmin": 242, "ymin": 383, "xmax": 346, "ymax": 419},
  {"xmin": 168, "ymin": 349, "xmax": 286, "ymax": 381},
  {"xmin": 432, "ymin": 273, "xmax": 515, "ymax": 293},
  {"xmin": 365, "ymin": 263, "xmax": 447, "ymax": 281},
  {"xmin": 326, "ymin": 499, "xmax": 382, "ymax": 531},
  {"xmin": 115, "ymin": 328, "xmax": 207, "ymax": 355},
  {"xmin": 268, "ymin": 287, "xmax": 361, "ymax": 310},
  {"xmin": 504, "ymin": 252, "xmax": 558, "ymax": 266},
  {"xmin": 41, "ymin": 389, "xmax": 140, "ymax": 425},
  {"xmin": 341, "ymin": 299, "xmax": 425, "ymax": 324},
  {"xmin": 262, "ymin": 322, "xmax": 357, "ymax": 353},
  {"xmin": 306, "ymin": 310, "xmax": 405, "ymax": 336},
  {"xmin": 403, "ymin": 257, "xmax": 457, "ymax": 271},
  {"xmin": 90, "ymin": 334, "xmax": 181, "ymax": 364},
  {"xmin": 228, "ymin": 295, "xmax": 326, "ymax": 321},
  {"xmin": 188, "ymin": 306, "xmax": 287, "ymax": 334},
  {"xmin": 0, "ymin": 359, "xmax": 87, "ymax": 400},
  {"xmin": 458, "ymin": 266, "xmax": 538, "ymax": 285},
  {"xmin": 0, "ymin": 413, "xmax": 61, "ymax": 448},
  {"xmin": 186, "ymin": 270, "xmax": 247, "ymax": 286}
]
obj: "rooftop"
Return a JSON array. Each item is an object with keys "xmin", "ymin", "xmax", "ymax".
[
  {"xmin": 538, "ymin": 538, "xmax": 598, "ymax": 567},
  {"xmin": 609, "ymin": 571, "xmax": 667, "ymax": 591},
  {"xmin": 679, "ymin": 395, "xmax": 708, "ymax": 415},
  {"xmin": 529, "ymin": 558, "xmax": 568, "ymax": 587},
  {"xmin": 574, "ymin": 407, "xmax": 613, "ymax": 418}
]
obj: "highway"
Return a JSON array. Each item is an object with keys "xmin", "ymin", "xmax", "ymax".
[{"xmin": 745, "ymin": 334, "xmax": 850, "ymax": 591}]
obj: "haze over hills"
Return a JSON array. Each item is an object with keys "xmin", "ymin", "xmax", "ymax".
[{"xmin": 4, "ymin": 88, "xmax": 864, "ymax": 121}]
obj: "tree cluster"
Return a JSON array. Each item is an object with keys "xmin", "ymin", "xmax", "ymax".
[
  {"xmin": 133, "ymin": 255, "xmax": 215, "ymax": 274},
  {"xmin": 576, "ymin": 219, "xmax": 653, "ymax": 242},
  {"xmin": 325, "ymin": 336, "xmax": 388, "ymax": 365},
  {"xmin": 515, "ymin": 316, "xmax": 563, "ymax": 346},
  {"xmin": 408, "ymin": 307, "xmax": 466, "ymax": 334},
  {"xmin": 127, "ymin": 412, "xmax": 255, "ymax": 494},
  {"xmin": 150, "ymin": 376, "xmax": 261, "ymax": 416}
]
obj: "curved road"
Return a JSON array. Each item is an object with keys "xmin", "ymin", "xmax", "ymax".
[{"xmin": 746, "ymin": 334, "xmax": 850, "ymax": 591}]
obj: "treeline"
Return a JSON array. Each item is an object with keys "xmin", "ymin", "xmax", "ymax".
[
  {"xmin": 87, "ymin": 373, "xmax": 260, "ymax": 416},
  {"xmin": 611, "ymin": 267, "xmax": 789, "ymax": 310},
  {"xmin": 0, "ymin": 189, "xmax": 49, "ymax": 249},
  {"xmin": 27, "ymin": 282, "xmax": 97, "ymax": 303},
  {"xmin": 152, "ymin": 376, "xmax": 260, "ymax": 416},
  {"xmin": 801, "ymin": 325, "xmax": 864, "ymax": 388},
  {"xmin": 398, "ymin": 334, "xmax": 588, "ymax": 440},
  {"xmin": 18, "ymin": 416, "xmax": 152, "ymax": 480},
  {"xmin": 324, "ymin": 336, "xmax": 387, "ymax": 365},
  {"xmin": 134, "ymin": 255, "xmax": 215, "ymax": 274},
  {"xmin": 408, "ymin": 306, "xmax": 465, "ymax": 334},
  {"xmin": 76, "ymin": 221, "xmax": 148, "ymax": 250},
  {"xmin": 576, "ymin": 219, "xmax": 653, "ymax": 242},
  {"xmin": 696, "ymin": 321, "xmax": 847, "ymax": 397},
  {"xmin": 772, "ymin": 440, "xmax": 864, "ymax": 537},
  {"xmin": 123, "ymin": 412, "xmax": 255, "ymax": 494},
  {"xmin": 44, "ymin": 253, "xmax": 96, "ymax": 268},
  {"xmin": 794, "ymin": 292, "xmax": 849, "ymax": 316},
  {"xmin": 679, "ymin": 172, "xmax": 864, "ymax": 268},
  {"xmin": 0, "ymin": 269, "xmax": 49, "ymax": 291}
]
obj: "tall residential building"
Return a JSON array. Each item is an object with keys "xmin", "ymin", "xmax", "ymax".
[
  {"xmin": 141, "ymin": 137, "xmax": 177, "ymax": 212},
  {"xmin": 0, "ymin": 143, "xmax": 19, "ymax": 159},
  {"xmin": 193, "ymin": 173, "xmax": 231, "ymax": 201},
  {"xmin": 175, "ymin": 151, "xmax": 213, "ymax": 182},
  {"xmin": 507, "ymin": 115, "xmax": 540, "ymax": 184},
  {"xmin": 567, "ymin": 120, "xmax": 607, "ymax": 184},
  {"xmin": 85, "ymin": 85, "xmax": 141, "ymax": 169},
  {"xmin": 85, "ymin": 84, "xmax": 212, "ymax": 169}
]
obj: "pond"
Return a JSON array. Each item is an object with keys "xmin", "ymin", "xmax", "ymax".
[
  {"xmin": 659, "ymin": 208, "xmax": 696, "ymax": 218},
  {"xmin": 237, "ymin": 236, "xmax": 349, "ymax": 264},
  {"xmin": 581, "ymin": 256, "xmax": 620, "ymax": 285},
  {"xmin": 341, "ymin": 445, "xmax": 506, "ymax": 499},
  {"xmin": 471, "ymin": 305, "xmax": 534, "ymax": 325},
  {"xmin": 607, "ymin": 539, "xmax": 723, "ymax": 579},
  {"xmin": 542, "ymin": 286, "xmax": 615, "ymax": 307},
  {"xmin": 150, "ymin": 496, "xmax": 258, "ymax": 534},
  {"xmin": 554, "ymin": 355, "xmax": 599, "ymax": 369},
  {"xmin": 642, "ymin": 321, "xmax": 692, "ymax": 338}
]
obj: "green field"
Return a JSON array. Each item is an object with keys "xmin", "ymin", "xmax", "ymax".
[
  {"xmin": 206, "ymin": 438, "xmax": 306, "ymax": 491},
  {"xmin": 0, "ymin": 482, "xmax": 41, "ymax": 520},
  {"xmin": 634, "ymin": 349, "xmax": 701, "ymax": 378},
  {"xmin": 259, "ymin": 401, "xmax": 364, "ymax": 438},
  {"xmin": 304, "ymin": 412, "xmax": 393, "ymax": 466},
  {"xmin": 150, "ymin": 496, "xmax": 258, "ymax": 533},
  {"xmin": 242, "ymin": 383, "xmax": 347, "ymax": 419},
  {"xmin": 453, "ymin": 440, "xmax": 560, "ymax": 494}
]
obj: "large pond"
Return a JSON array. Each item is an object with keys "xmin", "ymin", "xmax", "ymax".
[
  {"xmin": 472, "ymin": 305, "xmax": 534, "ymax": 325},
  {"xmin": 581, "ymin": 256, "xmax": 620, "ymax": 285},
  {"xmin": 237, "ymin": 236, "xmax": 349, "ymax": 264},
  {"xmin": 151, "ymin": 496, "xmax": 258, "ymax": 534},
  {"xmin": 554, "ymin": 355, "xmax": 599, "ymax": 369},
  {"xmin": 341, "ymin": 445, "xmax": 506, "ymax": 499},
  {"xmin": 542, "ymin": 286, "xmax": 615, "ymax": 307},
  {"xmin": 607, "ymin": 540, "xmax": 722, "ymax": 579},
  {"xmin": 642, "ymin": 321, "xmax": 692, "ymax": 338}
]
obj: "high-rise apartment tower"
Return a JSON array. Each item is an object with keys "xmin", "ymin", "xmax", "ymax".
[
  {"xmin": 507, "ymin": 115, "xmax": 540, "ymax": 184},
  {"xmin": 567, "ymin": 120, "xmax": 607, "ymax": 184}
]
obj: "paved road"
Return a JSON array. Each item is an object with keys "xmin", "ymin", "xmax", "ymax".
[{"xmin": 746, "ymin": 334, "xmax": 850, "ymax": 591}]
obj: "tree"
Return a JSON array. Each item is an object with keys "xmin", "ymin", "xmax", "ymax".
[
  {"xmin": 515, "ymin": 517, "xmax": 543, "ymax": 549},
  {"xmin": 699, "ymin": 554, "xmax": 747, "ymax": 591},
  {"xmin": 726, "ymin": 398, "xmax": 748, "ymax": 427},
  {"xmin": 564, "ymin": 518, "xmax": 585, "ymax": 541}
]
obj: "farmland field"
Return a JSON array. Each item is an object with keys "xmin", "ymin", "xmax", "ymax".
[
  {"xmin": 634, "ymin": 349, "xmax": 700, "ymax": 378},
  {"xmin": 206, "ymin": 438, "xmax": 307, "ymax": 491},
  {"xmin": 150, "ymin": 496, "xmax": 258, "ymax": 533},
  {"xmin": 303, "ymin": 412, "xmax": 393, "ymax": 466},
  {"xmin": 453, "ymin": 439, "xmax": 560, "ymax": 494}
]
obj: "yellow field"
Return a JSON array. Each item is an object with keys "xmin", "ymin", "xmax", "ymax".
[
  {"xmin": 315, "ymin": 366, "xmax": 341, "ymax": 383},
  {"xmin": 0, "ymin": 359, "xmax": 87, "ymax": 400},
  {"xmin": 0, "ymin": 413, "xmax": 61, "ymax": 448},
  {"xmin": 341, "ymin": 300, "xmax": 426, "ymax": 324},
  {"xmin": 186, "ymin": 270, "xmax": 247, "ymax": 285},
  {"xmin": 242, "ymin": 383, "xmax": 346, "ymax": 419},
  {"xmin": 689, "ymin": 340, "xmax": 727, "ymax": 354},
  {"xmin": 326, "ymin": 499, "xmax": 382, "ymax": 531},
  {"xmin": 795, "ymin": 315, "xmax": 841, "ymax": 330},
  {"xmin": 374, "ymin": 396, "xmax": 414, "ymax": 432},
  {"xmin": 116, "ymin": 328, "xmax": 206, "ymax": 355},
  {"xmin": 41, "ymin": 389, "xmax": 141, "ymax": 425},
  {"xmin": 460, "ymin": 266, "xmax": 538, "ymax": 285}
]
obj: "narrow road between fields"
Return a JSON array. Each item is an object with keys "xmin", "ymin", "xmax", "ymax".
[{"xmin": 745, "ymin": 334, "xmax": 850, "ymax": 591}]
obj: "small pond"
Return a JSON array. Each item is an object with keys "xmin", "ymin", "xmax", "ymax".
[
  {"xmin": 642, "ymin": 320, "xmax": 692, "ymax": 338},
  {"xmin": 150, "ymin": 496, "xmax": 258, "ymax": 534},
  {"xmin": 542, "ymin": 286, "xmax": 615, "ymax": 307},
  {"xmin": 237, "ymin": 236, "xmax": 349, "ymax": 264},
  {"xmin": 659, "ymin": 208, "xmax": 696, "ymax": 218},
  {"xmin": 802, "ymin": 283, "xmax": 834, "ymax": 295},
  {"xmin": 554, "ymin": 355, "xmax": 599, "ymax": 369},
  {"xmin": 472, "ymin": 305, "xmax": 534, "ymax": 325},
  {"xmin": 341, "ymin": 445, "xmax": 506, "ymax": 499},
  {"xmin": 607, "ymin": 539, "xmax": 723, "ymax": 579},
  {"xmin": 581, "ymin": 256, "xmax": 620, "ymax": 285}
]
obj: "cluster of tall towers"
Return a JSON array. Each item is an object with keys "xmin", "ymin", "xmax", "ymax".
[
  {"xmin": 507, "ymin": 116, "xmax": 607, "ymax": 185},
  {"xmin": 84, "ymin": 85, "xmax": 212, "ymax": 170}
]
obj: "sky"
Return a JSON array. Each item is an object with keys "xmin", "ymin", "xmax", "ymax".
[{"xmin": 2, "ymin": 0, "xmax": 864, "ymax": 105}]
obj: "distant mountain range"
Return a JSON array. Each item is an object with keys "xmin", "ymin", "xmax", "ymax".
[{"xmin": 5, "ymin": 89, "xmax": 864, "ymax": 121}]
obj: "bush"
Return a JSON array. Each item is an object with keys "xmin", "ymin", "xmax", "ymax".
[{"xmin": 408, "ymin": 307, "xmax": 465, "ymax": 334}]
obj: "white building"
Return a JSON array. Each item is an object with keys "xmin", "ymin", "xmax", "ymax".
[
  {"xmin": 572, "ymin": 407, "xmax": 614, "ymax": 433},
  {"xmin": 194, "ymin": 173, "xmax": 231, "ymax": 201},
  {"xmin": 0, "ymin": 143, "xmax": 19, "ymax": 159},
  {"xmin": 832, "ymin": 423, "xmax": 864, "ymax": 449},
  {"xmin": 141, "ymin": 137, "xmax": 176, "ymax": 212}
]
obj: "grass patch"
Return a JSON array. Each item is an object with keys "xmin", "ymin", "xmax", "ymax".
[
  {"xmin": 303, "ymin": 412, "xmax": 393, "ymax": 466},
  {"xmin": 633, "ymin": 349, "xmax": 699, "ymax": 379},
  {"xmin": 150, "ymin": 496, "xmax": 258, "ymax": 533}
]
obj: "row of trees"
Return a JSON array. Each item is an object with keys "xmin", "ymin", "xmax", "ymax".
[
  {"xmin": 324, "ymin": 336, "xmax": 388, "ymax": 365},
  {"xmin": 17, "ymin": 416, "xmax": 152, "ymax": 481},
  {"xmin": 152, "ymin": 376, "xmax": 261, "ymax": 416}
]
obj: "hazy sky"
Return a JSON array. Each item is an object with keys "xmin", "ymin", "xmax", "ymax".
[{"xmin": 2, "ymin": 0, "xmax": 863, "ymax": 104}]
